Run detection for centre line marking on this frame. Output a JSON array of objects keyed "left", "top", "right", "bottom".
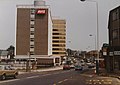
[
  {"left": 27, "top": 76, "right": 39, "bottom": 79},
  {"left": 58, "top": 81, "right": 63, "bottom": 84},
  {"left": 42, "top": 74, "right": 51, "bottom": 76},
  {"left": 64, "top": 79, "right": 68, "bottom": 81}
]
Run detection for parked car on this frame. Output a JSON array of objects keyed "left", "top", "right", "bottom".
[
  {"left": 0, "top": 65, "right": 18, "bottom": 80},
  {"left": 63, "top": 64, "right": 71, "bottom": 70}
]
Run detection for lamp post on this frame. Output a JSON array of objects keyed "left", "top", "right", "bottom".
[{"left": 80, "top": 0, "right": 99, "bottom": 75}]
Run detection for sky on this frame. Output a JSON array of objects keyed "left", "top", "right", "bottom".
[{"left": 0, "top": 0, "right": 120, "bottom": 51}]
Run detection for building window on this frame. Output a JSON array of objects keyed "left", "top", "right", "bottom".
[
  {"left": 30, "top": 48, "right": 34, "bottom": 52},
  {"left": 30, "top": 51, "right": 34, "bottom": 55},
  {"left": 53, "top": 40, "right": 65, "bottom": 43},
  {"left": 53, "top": 33, "right": 65, "bottom": 35},
  {"left": 52, "top": 48, "right": 65, "bottom": 50},
  {"left": 52, "top": 48, "right": 60, "bottom": 50},
  {"left": 30, "top": 21, "right": 35, "bottom": 25},
  {"left": 112, "top": 9, "right": 119, "bottom": 21},
  {"left": 30, "top": 35, "right": 34, "bottom": 38},
  {"left": 113, "top": 29, "right": 118, "bottom": 39},
  {"left": 53, "top": 29, "right": 58, "bottom": 31},
  {"left": 52, "top": 52, "right": 65, "bottom": 54},
  {"left": 30, "top": 24, "right": 34, "bottom": 28},
  {"left": 31, "top": 19, "right": 35, "bottom": 21},
  {"left": 53, "top": 37, "right": 59, "bottom": 39},
  {"left": 30, "top": 38, "right": 34, "bottom": 42},
  {"left": 30, "top": 45, "right": 34, "bottom": 48},
  {"left": 30, "top": 42, "right": 34, "bottom": 45},
  {"left": 53, "top": 44, "right": 59, "bottom": 46},
  {"left": 30, "top": 31, "right": 34, "bottom": 35},
  {"left": 30, "top": 15, "right": 35, "bottom": 19},
  {"left": 52, "top": 44, "right": 65, "bottom": 47},
  {"left": 30, "top": 28, "right": 34, "bottom": 31}
]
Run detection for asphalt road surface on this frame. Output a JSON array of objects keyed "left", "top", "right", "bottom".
[{"left": 0, "top": 69, "right": 120, "bottom": 85}]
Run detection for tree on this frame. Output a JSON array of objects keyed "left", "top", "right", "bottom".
[
  {"left": 66, "top": 48, "right": 72, "bottom": 56},
  {"left": 6, "top": 45, "right": 15, "bottom": 59}
]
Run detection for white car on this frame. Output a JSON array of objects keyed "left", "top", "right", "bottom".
[{"left": 86, "top": 63, "right": 95, "bottom": 68}]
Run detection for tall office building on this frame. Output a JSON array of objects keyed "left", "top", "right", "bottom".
[
  {"left": 52, "top": 18, "right": 66, "bottom": 58},
  {"left": 16, "top": 1, "right": 52, "bottom": 56}
]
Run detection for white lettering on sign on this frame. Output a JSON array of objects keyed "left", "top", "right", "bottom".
[
  {"left": 103, "top": 52, "right": 107, "bottom": 56},
  {"left": 37, "top": 9, "right": 46, "bottom": 14},
  {"left": 114, "top": 51, "right": 120, "bottom": 55},
  {"left": 109, "top": 52, "right": 113, "bottom": 56}
]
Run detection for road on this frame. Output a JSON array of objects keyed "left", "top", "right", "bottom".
[{"left": 0, "top": 69, "right": 120, "bottom": 85}]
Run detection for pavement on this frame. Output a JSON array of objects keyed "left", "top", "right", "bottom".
[
  {"left": 77, "top": 67, "right": 120, "bottom": 81},
  {"left": 99, "top": 68, "right": 120, "bottom": 80},
  {"left": 19, "top": 65, "right": 63, "bottom": 74}
]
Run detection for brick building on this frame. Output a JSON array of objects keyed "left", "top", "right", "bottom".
[
  {"left": 16, "top": 1, "right": 52, "bottom": 56},
  {"left": 16, "top": 1, "right": 66, "bottom": 65},
  {"left": 108, "top": 6, "right": 120, "bottom": 72}
]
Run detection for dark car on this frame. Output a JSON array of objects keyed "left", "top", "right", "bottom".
[
  {"left": 63, "top": 64, "right": 71, "bottom": 70},
  {"left": 74, "top": 65, "right": 83, "bottom": 71}
]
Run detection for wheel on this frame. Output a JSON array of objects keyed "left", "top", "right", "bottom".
[
  {"left": 14, "top": 73, "right": 18, "bottom": 79},
  {"left": 1, "top": 74, "right": 6, "bottom": 80}
]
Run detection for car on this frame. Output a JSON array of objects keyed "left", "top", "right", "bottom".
[
  {"left": 63, "top": 64, "right": 71, "bottom": 70},
  {"left": 0, "top": 65, "right": 18, "bottom": 80},
  {"left": 86, "top": 63, "right": 95, "bottom": 68},
  {"left": 70, "top": 64, "right": 75, "bottom": 69},
  {"left": 74, "top": 65, "right": 83, "bottom": 71}
]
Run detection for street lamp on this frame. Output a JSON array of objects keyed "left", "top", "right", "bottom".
[{"left": 80, "top": 0, "right": 99, "bottom": 75}]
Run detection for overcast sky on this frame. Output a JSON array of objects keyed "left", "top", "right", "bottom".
[{"left": 0, "top": 0, "right": 120, "bottom": 51}]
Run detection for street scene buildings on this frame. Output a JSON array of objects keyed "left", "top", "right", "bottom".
[
  {"left": 0, "top": 0, "right": 120, "bottom": 85},
  {"left": 15, "top": 1, "right": 66, "bottom": 68}
]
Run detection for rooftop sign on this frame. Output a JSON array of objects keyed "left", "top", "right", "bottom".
[{"left": 36, "top": 9, "right": 46, "bottom": 14}]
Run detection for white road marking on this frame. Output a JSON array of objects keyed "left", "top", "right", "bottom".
[
  {"left": 41, "top": 74, "right": 51, "bottom": 76},
  {"left": 0, "top": 79, "right": 20, "bottom": 84},
  {"left": 58, "top": 81, "right": 63, "bottom": 84},
  {"left": 63, "top": 79, "right": 68, "bottom": 81},
  {"left": 27, "top": 76, "right": 39, "bottom": 79}
]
